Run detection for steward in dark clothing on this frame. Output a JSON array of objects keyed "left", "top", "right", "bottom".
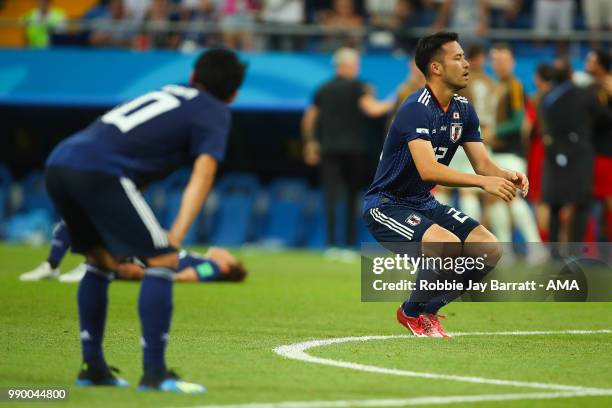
[{"left": 301, "top": 48, "right": 393, "bottom": 247}]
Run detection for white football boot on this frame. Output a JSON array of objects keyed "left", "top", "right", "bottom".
[
  {"left": 20, "top": 262, "right": 60, "bottom": 281},
  {"left": 59, "top": 263, "right": 88, "bottom": 283}
]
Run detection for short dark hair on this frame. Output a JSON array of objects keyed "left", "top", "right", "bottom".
[
  {"left": 491, "top": 42, "right": 514, "bottom": 55},
  {"left": 553, "top": 58, "right": 572, "bottom": 83},
  {"left": 192, "top": 48, "right": 247, "bottom": 102},
  {"left": 219, "top": 261, "right": 247, "bottom": 282},
  {"left": 592, "top": 49, "right": 611, "bottom": 72},
  {"left": 414, "top": 32, "right": 459, "bottom": 77},
  {"left": 536, "top": 63, "right": 555, "bottom": 82},
  {"left": 466, "top": 43, "right": 486, "bottom": 60}
]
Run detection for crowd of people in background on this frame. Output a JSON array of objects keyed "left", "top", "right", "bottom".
[
  {"left": 14, "top": 1, "right": 612, "bottom": 246},
  {"left": 20, "top": 0, "right": 612, "bottom": 51},
  {"left": 303, "top": 44, "right": 611, "bottom": 248}
]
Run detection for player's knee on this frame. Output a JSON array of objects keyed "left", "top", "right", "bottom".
[
  {"left": 486, "top": 239, "right": 503, "bottom": 267},
  {"left": 422, "top": 226, "right": 462, "bottom": 258},
  {"left": 465, "top": 226, "right": 503, "bottom": 266},
  {"left": 147, "top": 252, "right": 179, "bottom": 270}
]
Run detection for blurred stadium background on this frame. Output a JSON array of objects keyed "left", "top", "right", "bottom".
[{"left": 0, "top": 0, "right": 610, "bottom": 250}]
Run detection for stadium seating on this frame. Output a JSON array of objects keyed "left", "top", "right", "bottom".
[
  {"left": 207, "top": 173, "right": 260, "bottom": 246},
  {"left": 17, "top": 171, "right": 55, "bottom": 217},
  {"left": 258, "top": 178, "right": 309, "bottom": 247},
  {"left": 3, "top": 171, "right": 55, "bottom": 243},
  {"left": 303, "top": 190, "right": 327, "bottom": 249},
  {"left": 0, "top": 0, "right": 99, "bottom": 47},
  {"left": 3, "top": 208, "right": 53, "bottom": 244}
]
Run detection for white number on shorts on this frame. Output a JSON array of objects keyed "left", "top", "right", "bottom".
[
  {"left": 101, "top": 85, "right": 198, "bottom": 133},
  {"left": 447, "top": 207, "right": 468, "bottom": 223}
]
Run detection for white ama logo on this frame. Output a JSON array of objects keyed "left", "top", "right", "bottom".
[{"left": 102, "top": 85, "right": 198, "bottom": 133}]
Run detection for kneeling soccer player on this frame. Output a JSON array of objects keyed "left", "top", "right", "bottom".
[
  {"left": 44, "top": 48, "right": 246, "bottom": 392},
  {"left": 362, "top": 32, "right": 528, "bottom": 338}
]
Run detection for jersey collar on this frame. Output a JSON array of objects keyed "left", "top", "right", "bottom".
[{"left": 425, "top": 85, "right": 452, "bottom": 113}]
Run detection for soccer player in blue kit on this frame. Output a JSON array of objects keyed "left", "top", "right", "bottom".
[
  {"left": 363, "top": 33, "right": 529, "bottom": 338},
  {"left": 45, "top": 49, "right": 246, "bottom": 392}
]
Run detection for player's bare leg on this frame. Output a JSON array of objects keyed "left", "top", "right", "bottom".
[{"left": 464, "top": 225, "right": 503, "bottom": 266}]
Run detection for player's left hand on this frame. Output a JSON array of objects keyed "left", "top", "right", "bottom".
[{"left": 507, "top": 171, "right": 529, "bottom": 197}]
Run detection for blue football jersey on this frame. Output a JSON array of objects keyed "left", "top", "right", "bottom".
[
  {"left": 46, "top": 84, "right": 230, "bottom": 187},
  {"left": 363, "top": 86, "right": 482, "bottom": 212}
]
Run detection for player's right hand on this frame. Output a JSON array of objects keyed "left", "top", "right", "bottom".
[{"left": 481, "top": 176, "right": 516, "bottom": 202}]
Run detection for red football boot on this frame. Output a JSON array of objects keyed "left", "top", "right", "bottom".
[
  {"left": 396, "top": 307, "right": 432, "bottom": 337},
  {"left": 424, "top": 314, "right": 451, "bottom": 338}
]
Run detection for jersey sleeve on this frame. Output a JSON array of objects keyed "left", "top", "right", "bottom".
[
  {"left": 189, "top": 106, "right": 231, "bottom": 162},
  {"left": 393, "top": 102, "right": 433, "bottom": 142},
  {"left": 461, "top": 102, "right": 483, "bottom": 143}
]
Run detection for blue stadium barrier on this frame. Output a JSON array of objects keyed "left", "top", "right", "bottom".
[
  {"left": 259, "top": 178, "right": 309, "bottom": 247},
  {"left": 0, "top": 48, "right": 595, "bottom": 112}
]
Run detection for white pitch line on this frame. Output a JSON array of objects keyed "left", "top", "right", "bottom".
[
  {"left": 174, "top": 390, "right": 612, "bottom": 408},
  {"left": 273, "top": 330, "right": 612, "bottom": 394},
  {"left": 171, "top": 330, "right": 612, "bottom": 408}
]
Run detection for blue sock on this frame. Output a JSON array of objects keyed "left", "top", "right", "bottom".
[
  {"left": 422, "top": 264, "right": 495, "bottom": 315},
  {"left": 402, "top": 267, "right": 444, "bottom": 317},
  {"left": 47, "top": 221, "right": 71, "bottom": 269},
  {"left": 78, "top": 265, "right": 112, "bottom": 369},
  {"left": 138, "top": 268, "right": 174, "bottom": 379}
]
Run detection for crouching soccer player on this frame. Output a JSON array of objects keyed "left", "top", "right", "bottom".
[
  {"left": 44, "top": 48, "right": 246, "bottom": 392},
  {"left": 363, "top": 32, "right": 529, "bottom": 338}
]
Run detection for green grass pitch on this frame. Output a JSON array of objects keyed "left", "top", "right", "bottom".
[{"left": 1, "top": 244, "right": 611, "bottom": 408}]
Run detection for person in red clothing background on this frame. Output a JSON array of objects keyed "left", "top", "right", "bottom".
[{"left": 585, "top": 50, "right": 612, "bottom": 242}]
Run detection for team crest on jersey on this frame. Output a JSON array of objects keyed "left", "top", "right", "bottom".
[
  {"left": 453, "top": 111, "right": 460, "bottom": 119},
  {"left": 450, "top": 123, "right": 463, "bottom": 143},
  {"left": 406, "top": 214, "right": 421, "bottom": 226}
]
